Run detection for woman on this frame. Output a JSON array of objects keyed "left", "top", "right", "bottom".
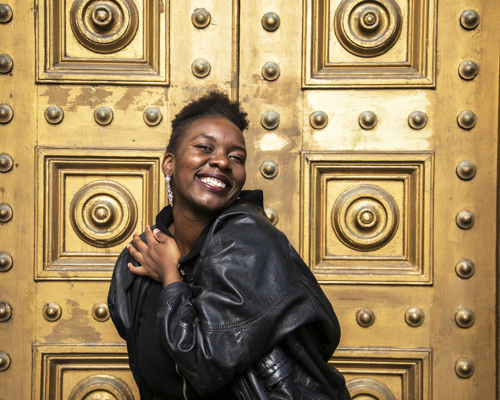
[{"left": 108, "top": 91, "right": 350, "bottom": 400}]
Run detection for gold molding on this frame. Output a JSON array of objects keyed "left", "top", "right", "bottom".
[{"left": 301, "top": 151, "right": 434, "bottom": 284}]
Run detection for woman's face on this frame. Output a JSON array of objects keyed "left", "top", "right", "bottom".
[{"left": 163, "top": 116, "right": 247, "bottom": 216}]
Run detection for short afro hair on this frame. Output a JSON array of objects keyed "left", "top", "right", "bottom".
[{"left": 167, "top": 90, "right": 249, "bottom": 155}]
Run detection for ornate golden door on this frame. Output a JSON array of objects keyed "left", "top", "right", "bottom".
[{"left": 0, "top": 0, "right": 498, "bottom": 398}]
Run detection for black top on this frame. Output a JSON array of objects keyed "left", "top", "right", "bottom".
[{"left": 135, "top": 204, "right": 237, "bottom": 400}]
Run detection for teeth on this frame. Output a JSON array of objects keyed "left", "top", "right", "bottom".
[{"left": 200, "top": 177, "right": 226, "bottom": 188}]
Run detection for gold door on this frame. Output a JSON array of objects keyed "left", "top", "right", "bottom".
[{"left": 0, "top": 0, "right": 498, "bottom": 398}]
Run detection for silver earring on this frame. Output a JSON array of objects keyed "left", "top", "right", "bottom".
[{"left": 166, "top": 175, "right": 174, "bottom": 206}]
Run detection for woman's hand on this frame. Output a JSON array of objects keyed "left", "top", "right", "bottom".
[{"left": 127, "top": 225, "right": 183, "bottom": 287}]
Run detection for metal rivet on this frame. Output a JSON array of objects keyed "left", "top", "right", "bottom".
[
  {"left": 261, "top": 111, "right": 280, "bottom": 130},
  {"left": 44, "top": 105, "right": 64, "bottom": 125},
  {"left": 460, "top": 10, "right": 480, "bottom": 30},
  {"left": 405, "top": 307, "right": 425, "bottom": 327},
  {"left": 261, "top": 61, "right": 280, "bottom": 81},
  {"left": 192, "top": 8, "right": 211, "bottom": 29},
  {"left": 457, "top": 110, "right": 477, "bottom": 130},
  {"left": 0, "top": 104, "right": 13, "bottom": 124},
  {"left": 260, "top": 160, "right": 279, "bottom": 179},
  {"left": 310, "top": 111, "right": 328, "bottom": 130},
  {"left": 0, "top": 203, "right": 13, "bottom": 223},
  {"left": 0, "top": 153, "right": 13, "bottom": 173},
  {"left": 456, "top": 210, "right": 475, "bottom": 229},
  {"left": 0, "top": 351, "right": 10, "bottom": 371},
  {"left": 191, "top": 58, "right": 211, "bottom": 78},
  {"left": 455, "top": 358, "right": 475, "bottom": 378},
  {"left": 356, "top": 309, "right": 375, "bottom": 327},
  {"left": 261, "top": 11, "right": 280, "bottom": 31},
  {"left": 0, "top": 54, "right": 13, "bottom": 74},
  {"left": 408, "top": 111, "right": 427, "bottom": 130},
  {"left": 43, "top": 302, "right": 62, "bottom": 322},
  {"left": 456, "top": 160, "right": 476, "bottom": 180},
  {"left": 143, "top": 107, "right": 162, "bottom": 126},
  {"left": 0, "top": 251, "right": 12, "bottom": 272},
  {"left": 455, "top": 308, "right": 475, "bottom": 328},
  {"left": 458, "top": 60, "right": 478, "bottom": 80},
  {"left": 455, "top": 259, "right": 475, "bottom": 279},
  {"left": 0, "top": 4, "right": 13, "bottom": 23},
  {"left": 265, "top": 208, "right": 278, "bottom": 225},
  {"left": 92, "top": 303, "right": 110, "bottom": 322},
  {"left": 0, "top": 302, "right": 11, "bottom": 322},
  {"left": 359, "top": 111, "right": 377, "bottom": 130},
  {"left": 94, "top": 106, "right": 113, "bottom": 126}
]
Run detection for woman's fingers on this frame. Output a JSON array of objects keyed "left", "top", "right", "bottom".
[
  {"left": 152, "top": 228, "right": 168, "bottom": 243},
  {"left": 144, "top": 225, "right": 159, "bottom": 244},
  {"left": 127, "top": 242, "right": 143, "bottom": 264}
]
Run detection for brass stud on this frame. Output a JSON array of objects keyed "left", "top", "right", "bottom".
[
  {"left": 0, "top": 104, "right": 13, "bottom": 124},
  {"left": 0, "top": 203, "right": 13, "bottom": 223},
  {"left": 456, "top": 210, "right": 475, "bottom": 229},
  {"left": 44, "top": 105, "right": 64, "bottom": 125},
  {"left": 405, "top": 307, "right": 425, "bottom": 327},
  {"left": 0, "top": 153, "right": 13, "bottom": 173},
  {"left": 43, "top": 302, "right": 62, "bottom": 322},
  {"left": 94, "top": 106, "right": 113, "bottom": 126},
  {"left": 455, "top": 308, "right": 475, "bottom": 328},
  {"left": 0, "top": 302, "right": 12, "bottom": 322},
  {"left": 143, "top": 107, "right": 162, "bottom": 126},
  {"left": 455, "top": 259, "right": 475, "bottom": 279},
  {"left": 310, "top": 111, "right": 328, "bottom": 130},
  {"left": 191, "top": 58, "right": 211, "bottom": 78},
  {"left": 408, "top": 111, "right": 427, "bottom": 130},
  {"left": 456, "top": 160, "right": 476, "bottom": 180},
  {"left": 92, "top": 303, "right": 110, "bottom": 322},
  {"left": 0, "top": 351, "right": 10, "bottom": 371},
  {"left": 261, "top": 11, "right": 280, "bottom": 31},
  {"left": 261, "top": 110, "right": 280, "bottom": 130},
  {"left": 455, "top": 358, "right": 475, "bottom": 378},
  {"left": 356, "top": 308, "right": 375, "bottom": 327},
  {"left": 457, "top": 110, "right": 476, "bottom": 130},
  {"left": 0, "top": 4, "right": 13, "bottom": 23},
  {"left": 458, "top": 60, "right": 479, "bottom": 80},
  {"left": 260, "top": 160, "right": 279, "bottom": 179},
  {"left": 0, "top": 54, "right": 13, "bottom": 74},
  {"left": 460, "top": 10, "right": 480, "bottom": 30},
  {"left": 265, "top": 208, "right": 278, "bottom": 225},
  {"left": 192, "top": 8, "right": 211, "bottom": 29},
  {"left": 0, "top": 251, "right": 13, "bottom": 272},
  {"left": 261, "top": 61, "right": 280, "bottom": 81},
  {"left": 359, "top": 111, "right": 377, "bottom": 130}
]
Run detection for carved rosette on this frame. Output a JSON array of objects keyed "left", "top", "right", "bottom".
[
  {"left": 347, "top": 378, "right": 396, "bottom": 399},
  {"left": 70, "top": 180, "right": 137, "bottom": 247},
  {"left": 70, "top": 0, "right": 139, "bottom": 53},
  {"left": 332, "top": 184, "right": 399, "bottom": 251},
  {"left": 334, "top": 0, "right": 403, "bottom": 57},
  {"left": 69, "top": 374, "right": 133, "bottom": 400}
]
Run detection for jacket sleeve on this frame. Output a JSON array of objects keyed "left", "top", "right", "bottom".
[{"left": 155, "top": 207, "right": 337, "bottom": 395}]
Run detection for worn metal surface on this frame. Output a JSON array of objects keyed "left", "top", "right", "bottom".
[{"left": 0, "top": 0, "right": 499, "bottom": 398}]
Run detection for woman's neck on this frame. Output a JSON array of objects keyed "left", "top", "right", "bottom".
[{"left": 169, "top": 206, "right": 215, "bottom": 257}]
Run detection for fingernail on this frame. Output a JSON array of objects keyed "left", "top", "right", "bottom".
[
  {"left": 127, "top": 244, "right": 130, "bottom": 248},
  {"left": 153, "top": 229, "right": 160, "bottom": 234},
  {"left": 146, "top": 225, "right": 150, "bottom": 229}
]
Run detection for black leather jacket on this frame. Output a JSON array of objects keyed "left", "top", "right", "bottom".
[{"left": 108, "top": 190, "right": 349, "bottom": 400}]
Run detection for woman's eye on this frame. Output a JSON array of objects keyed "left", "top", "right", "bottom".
[
  {"left": 195, "top": 145, "right": 212, "bottom": 151},
  {"left": 230, "top": 155, "right": 245, "bottom": 163}
]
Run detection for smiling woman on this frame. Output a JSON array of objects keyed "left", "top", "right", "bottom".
[{"left": 108, "top": 91, "right": 350, "bottom": 400}]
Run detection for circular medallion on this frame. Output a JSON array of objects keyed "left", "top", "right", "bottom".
[
  {"left": 332, "top": 184, "right": 398, "bottom": 251},
  {"left": 334, "top": 0, "right": 402, "bottom": 57},
  {"left": 70, "top": 0, "right": 139, "bottom": 53},
  {"left": 70, "top": 180, "right": 137, "bottom": 247},
  {"left": 69, "top": 374, "right": 133, "bottom": 400},
  {"left": 347, "top": 378, "right": 396, "bottom": 400}
]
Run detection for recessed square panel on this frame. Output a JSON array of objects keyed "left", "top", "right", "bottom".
[
  {"left": 36, "top": 0, "right": 168, "bottom": 84},
  {"left": 331, "top": 347, "right": 432, "bottom": 400},
  {"left": 301, "top": 151, "right": 434, "bottom": 284},
  {"left": 36, "top": 147, "right": 165, "bottom": 280},
  {"left": 302, "top": 0, "right": 436, "bottom": 87}
]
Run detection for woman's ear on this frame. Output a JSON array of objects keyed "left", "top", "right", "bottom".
[{"left": 162, "top": 153, "right": 174, "bottom": 177}]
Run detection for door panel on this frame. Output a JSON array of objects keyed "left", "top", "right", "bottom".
[{"left": 0, "top": 0, "right": 498, "bottom": 398}]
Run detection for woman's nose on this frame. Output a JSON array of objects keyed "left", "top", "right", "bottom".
[{"left": 209, "top": 152, "right": 230, "bottom": 169}]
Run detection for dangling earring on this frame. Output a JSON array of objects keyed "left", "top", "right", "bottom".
[{"left": 166, "top": 175, "right": 174, "bottom": 206}]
